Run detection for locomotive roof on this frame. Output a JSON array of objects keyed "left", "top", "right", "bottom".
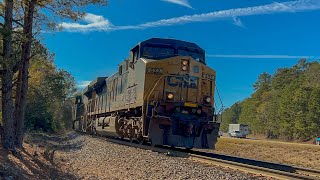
[
  {"left": 83, "top": 77, "right": 107, "bottom": 95},
  {"left": 89, "top": 77, "right": 107, "bottom": 87},
  {"left": 135, "top": 38, "right": 204, "bottom": 52}
]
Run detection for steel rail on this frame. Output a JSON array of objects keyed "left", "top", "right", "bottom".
[{"left": 76, "top": 132, "right": 320, "bottom": 180}]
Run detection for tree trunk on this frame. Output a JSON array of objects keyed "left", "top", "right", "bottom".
[
  {"left": 1, "top": 0, "right": 15, "bottom": 150},
  {"left": 1, "top": 70, "right": 15, "bottom": 149},
  {"left": 14, "top": 0, "right": 36, "bottom": 148}
]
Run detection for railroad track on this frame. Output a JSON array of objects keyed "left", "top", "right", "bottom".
[
  {"left": 78, "top": 132, "right": 320, "bottom": 180},
  {"left": 188, "top": 151, "right": 320, "bottom": 180}
]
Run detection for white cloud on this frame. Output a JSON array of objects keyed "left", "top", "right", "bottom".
[
  {"left": 77, "top": 81, "right": 91, "bottom": 88},
  {"left": 232, "top": 17, "right": 245, "bottom": 28},
  {"left": 126, "top": 0, "right": 320, "bottom": 30},
  {"left": 59, "top": 0, "right": 320, "bottom": 32},
  {"left": 59, "top": 13, "right": 112, "bottom": 32},
  {"left": 206, "top": 54, "right": 314, "bottom": 59},
  {"left": 161, "top": 0, "right": 193, "bottom": 9}
]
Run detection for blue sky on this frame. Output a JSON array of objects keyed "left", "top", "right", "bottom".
[{"left": 44, "top": 0, "right": 320, "bottom": 108}]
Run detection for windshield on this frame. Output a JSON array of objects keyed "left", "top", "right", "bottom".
[
  {"left": 142, "top": 46, "right": 175, "bottom": 59},
  {"left": 178, "top": 49, "right": 204, "bottom": 63},
  {"left": 142, "top": 45, "right": 205, "bottom": 63}
]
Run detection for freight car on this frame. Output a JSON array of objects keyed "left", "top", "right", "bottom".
[{"left": 72, "top": 38, "right": 221, "bottom": 149}]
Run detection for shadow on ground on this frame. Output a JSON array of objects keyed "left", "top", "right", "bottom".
[
  {"left": 25, "top": 132, "right": 84, "bottom": 152},
  {"left": 0, "top": 132, "right": 83, "bottom": 179}
]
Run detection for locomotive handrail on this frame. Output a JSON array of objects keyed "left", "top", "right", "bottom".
[
  {"left": 143, "top": 75, "right": 165, "bottom": 101},
  {"left": 145, "top": 75, "right": 166, "bottom": 117}
]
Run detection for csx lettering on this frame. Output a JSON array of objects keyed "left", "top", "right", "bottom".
[{"left": 166, "top": 76, "right": 198, "bottom": 89}]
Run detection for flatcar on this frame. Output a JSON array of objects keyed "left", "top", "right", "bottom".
[{"left": 72, "top": 38, "right": 221, "bottom": 149}]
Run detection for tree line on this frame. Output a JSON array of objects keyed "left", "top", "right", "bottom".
[
  {"left": 1, "top": 41, "right": 76, "bottom": 131},
  {"left": 0, "top": 0, "right": 107, "bottom": 151},
  {"left": 221, "top": 60, "right": 320, "bottom": 141}
]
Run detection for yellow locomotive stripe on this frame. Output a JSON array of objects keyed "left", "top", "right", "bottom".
[{"left": 184, "top": 102, "right": 197, "bottom": 108}]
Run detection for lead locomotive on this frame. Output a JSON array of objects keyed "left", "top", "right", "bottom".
[{"left": 73, "top": 38, "right": 221, "bottom": 149}]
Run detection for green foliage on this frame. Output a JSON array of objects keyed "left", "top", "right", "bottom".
[
  {"left": 222, "top": 60, "right": 320, "bottom": 141},
  {"left": 220, "top": 103, "right": 242, "bottom": 132},
  {"left": 25, "top": 43, "right": 76, "bottom": 132}
]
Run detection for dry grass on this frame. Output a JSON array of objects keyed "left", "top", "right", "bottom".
[{"left": 214, "top": 137, "right": 320, "bottom": 170}]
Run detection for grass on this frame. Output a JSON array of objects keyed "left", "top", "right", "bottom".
[{"left": 214, "top": 137, "right": 320, "bottom": 170}]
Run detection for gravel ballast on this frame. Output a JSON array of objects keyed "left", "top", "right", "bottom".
[{"left": 55, "top": 133, "right": 266, "bottom": 180}]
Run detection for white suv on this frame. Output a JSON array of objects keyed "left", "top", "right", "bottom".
[{"left": 229, "top": 131, "right": 246, "bottom": 138}]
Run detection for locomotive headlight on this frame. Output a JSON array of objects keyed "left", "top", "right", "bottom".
[
  {"left": 181, "top": 60, "right": 189, "bottom": 71},
  {"left": 205, "top": 97, "right": 211, "bottom": 103},
  {"left": 182, "top": 66, "right": 188, "bottom": 71},
  {"left": 167, "top": 93, "right": 174, "bottom": 100}
]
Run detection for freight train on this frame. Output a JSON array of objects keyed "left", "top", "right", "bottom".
[{"left": 72, "top": 38, "right": 221, "bottom": 149}]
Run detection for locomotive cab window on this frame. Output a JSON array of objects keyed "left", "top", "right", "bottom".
[
  {"left": 142, "top": 45, "right": 175, "bottom": 60},
  {"left": 132, "top": 46, "right": 140, "bottom": 62},
  {"left": 125, "top": 60, "right": 129, "bottom": 71},
  {"left": 119, "top": 65, "right": 123, "bottom": 75},
  {"left": 129, "top": 46, "right": 140, "bottom": 69}
]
